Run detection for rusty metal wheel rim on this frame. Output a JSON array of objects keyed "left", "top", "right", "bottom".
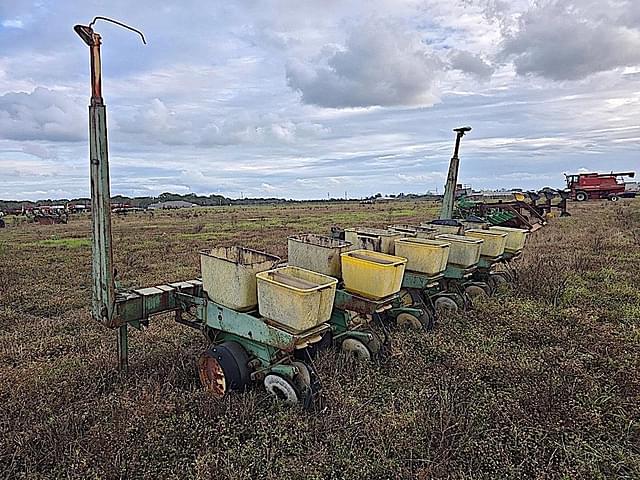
[{"left": 198, "top": 354, "right": 227, "bottom": 398}]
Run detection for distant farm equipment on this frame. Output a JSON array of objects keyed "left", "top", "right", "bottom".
[
  {"left": 565, "top": 171, "right": 635, "bottom": 202},
  {"left": 111, "top": 203, "right": 144, "bottom": 215},
  {"left": 67, "top": 204, "right": 89, "bottom": 214},
  {"left": 456, "top": 194, "right": 546, "bottom": 231},
  {"left": 454, "top": 169, "right": 637, "bottom": 227},
  {"left": 441, "top": 138, "right": 556, "bottom": 228},
  {"left": 526, "top": 188, "right": 570, "bottom": 218},
  {"left": 453, "top": 187, "right": 571, "bottom": 231},
  {"left": 624, "top": 181, "right": 639, "bottom": 198},
  {"left": 26, "top": 206, "right": 69, "bottom": 225}
]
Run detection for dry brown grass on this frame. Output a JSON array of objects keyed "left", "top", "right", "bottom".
[{"left": 1, "top": 199, "right": 639, "bottom": 479}]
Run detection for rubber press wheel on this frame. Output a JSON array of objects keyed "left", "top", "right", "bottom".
[
  {"left": 362, "top": 330, "right": 383, "bottom": 355},
  {"left": 479, "top": 283, "right": 492, "bottom": 296},
  {"left": 292, "top": 361, "right": 320, "bottom": 409},
  {"left": 292, "top": 361, "right": 312, "bottom": 388},
  {"left": 490, "top": 273, "right": 509, "bottom": 292},
  {"left": 263, "top": 373, "right": 301, "bottom": 405},
  {"left": 396, "top": 311, "right": 434, "bottom": 331},
  {"left": 397, "top": 289, "right": 435, "bottom": 330},
  {"left": 198, "top": 341, "right": 250, "bottom": 398},
  {"left": 465, "top": 285, "right": 488, "bottom": 304},
  {"left": 434, "top": 296, "right": 459, "bottom": 314},
  {"left": 496, "top": 269, "right": 515, "bottom": 283},
  {"left": 341, "top": 338, "right": 372, "bottom": 362}
]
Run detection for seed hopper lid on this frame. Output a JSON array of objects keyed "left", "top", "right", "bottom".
[
  {"left": 466, "top": 229, "right": 508, "bottom": 237},
  {"left": 201, "top": 245, "right": 280, "bottom": 266},
  {"left": 342, "top": 249, "right": 407, "bottom": 266},
  {"left": 346, "top": 227, "right": 402, "bottom": 236},
  {"left": 288, "top": 233, "right": 351, "bottom": 248},
  {"left": 435, "top": 233, "right": 483, "bottom": 244},
  {"left": 397, "top": 237, "right": 450, "bottom": 248}
]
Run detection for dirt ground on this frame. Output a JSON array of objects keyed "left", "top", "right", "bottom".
[{"left": 1, "top": 199, "right": 639, "bottom": 479}]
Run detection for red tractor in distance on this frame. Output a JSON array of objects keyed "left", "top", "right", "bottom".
[{"left": 564, "top": 171, "right": 635, "bottom": 202}]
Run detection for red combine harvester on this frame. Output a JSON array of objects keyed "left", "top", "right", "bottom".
[{"left": 564, "top": 171, "right": 635, "bottom": 202}]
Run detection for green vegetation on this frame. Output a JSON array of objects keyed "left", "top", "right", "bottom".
[
  {"left": 33, "top": 237, "right": 91, "bottom": 248},
  {"left": 0, "top": 199, "right": 638, "bottom": 479}
]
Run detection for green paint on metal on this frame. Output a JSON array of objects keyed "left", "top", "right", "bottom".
[
  {"left": 329, "top": 309, "right": 350, "bottom": 336},
  {"left": 333, "top": 288, "right": 397, "bottom": 315},
  {"left": 267, "top": 363, "right": 297, "bottom": 379},
  {"left": 388, "top": 307, "right": 423, "bottom": 317},
  {"left": 477, "top": 256, "right": 501, "bottom": 269},
  {"left": 402, "top": 271, "right": 442, "bottom": 290},
  {"left": 215, "top": 332, "right": 280, "bottom": 369},
  {"left": 332, "top": 329, "right": 375, "bottom": 343},
  {"left": 90, "top": 104, "right": 117, "bottom": 329},
  {"left": 204, "top": 304, "right": 296, "bottom": 351},
  {"left": 444, "top": 264, "right": 475, "bottom": 280},
  {"left": 175, "top": 292, "right": 330, "bottom": 353}
]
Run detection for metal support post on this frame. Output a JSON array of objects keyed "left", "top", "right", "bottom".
[
  {"left": 440, "top": 126, "right": 472, "bottom": 220},
  {"left": 117, "top": 325, "right": 129, "bottom": 372},
  {"left": 74, "top": 17, "right": 146, "bottom": 371}
]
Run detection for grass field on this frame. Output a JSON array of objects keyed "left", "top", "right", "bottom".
[{"left": 1, "top": 199, "right": 639, "bottom": 479}]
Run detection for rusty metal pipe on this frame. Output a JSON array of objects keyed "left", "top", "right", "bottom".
[{"left": 89, "top": 35, "right": 103, "bottom": 105}]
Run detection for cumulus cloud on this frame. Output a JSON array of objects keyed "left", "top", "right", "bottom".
[
  {"left": 200, "top": 114, "right": 329, "bottom": 146},
  {"left": 286, "top": 19, "right": 443, "bottom": 108},
  {"left": 118, "top": 98, "right": 329, "bottom": 146},
  {"left": 0, "top": 87, "right": 85, "bottom": 142},
  {"left": 501, "top": 0, "right": 640, "bottom": 80},
  {"left": 117, "top": 98, "right": 198, "bottom": 145},
  {"left": 448, "top": 50, "right": 494, "bottom": 79}
]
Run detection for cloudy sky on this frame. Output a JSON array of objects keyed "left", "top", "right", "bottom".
[{"left": 0, "top": 0, "right": 639, "bottom": 200}]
